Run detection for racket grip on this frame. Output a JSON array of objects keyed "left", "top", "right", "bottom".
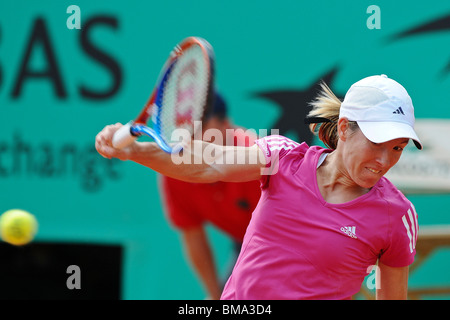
[{"left": 112, "top": 122, "right": 137, "bottom": 149}]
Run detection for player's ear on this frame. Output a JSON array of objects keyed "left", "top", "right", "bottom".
[{"left": 337, "top": 117, "right": 349, "bottom": 142}]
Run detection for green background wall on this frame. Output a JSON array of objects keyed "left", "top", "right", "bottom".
[{"left": 1, "top": 0, "right": 449, "bottom": 299}]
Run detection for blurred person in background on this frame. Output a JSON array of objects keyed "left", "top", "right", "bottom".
[{"left": 158, "top": 93, "right": 261, "bottom": 299}]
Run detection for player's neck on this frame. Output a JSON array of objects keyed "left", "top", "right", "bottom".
[{"left": 316, "top": 151, "right": 370, "bottom": 204}]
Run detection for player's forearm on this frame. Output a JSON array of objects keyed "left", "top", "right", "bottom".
[{"left": 128, "top": 141, "right": 223, "bottom": 183}]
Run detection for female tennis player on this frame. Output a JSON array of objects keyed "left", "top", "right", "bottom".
[{"left": 96, "top": 75, "right": 421, "bottom": 299}]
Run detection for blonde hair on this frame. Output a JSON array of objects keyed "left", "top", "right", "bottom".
[
  {"left": 306, "top": 82, "right": 342, "bottom": 149},
  {"left": 307, "top": 81, "right": 358, "bottom": 150}
]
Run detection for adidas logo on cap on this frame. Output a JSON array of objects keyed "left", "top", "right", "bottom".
[{"left": 393, "top": 107, "right": 405, "bottom": 115}]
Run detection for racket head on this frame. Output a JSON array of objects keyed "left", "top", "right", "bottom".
[{"left": 136, "top": 37, "right": 215, "bottom": 148}]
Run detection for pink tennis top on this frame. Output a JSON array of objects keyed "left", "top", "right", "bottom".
[{"left": 221, "top": 135, "right": 418, "bottom": 300}]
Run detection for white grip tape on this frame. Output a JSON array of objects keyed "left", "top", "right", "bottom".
[{"left": 112, "top": 123, "right": 137, "bottom": 149}]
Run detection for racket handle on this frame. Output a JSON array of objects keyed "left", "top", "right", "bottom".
[{"left": 112, "top": 122, "right": 137, "bottom": 149}]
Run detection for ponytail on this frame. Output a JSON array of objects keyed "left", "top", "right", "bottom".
[{"left": 306, "top": 81, "right": 342, "bottom": 150}]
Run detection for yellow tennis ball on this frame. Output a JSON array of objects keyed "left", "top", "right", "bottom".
[{"left": 0, "top": 209, "right": 38, "bottom": 246}]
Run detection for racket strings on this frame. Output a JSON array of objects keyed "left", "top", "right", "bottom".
[{"left": 159, "top": 45, "right": 210, "bottom": 144}]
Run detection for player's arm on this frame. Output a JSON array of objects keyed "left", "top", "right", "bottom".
[
  {"left": 95, "top": 123, "right": 266, "bottom": 183},
  {"left": 181, "top": 227, "right": 222, "bottom": 300},
  {"left": 376, "top": 261, "right": 409, "bottom": 300}
]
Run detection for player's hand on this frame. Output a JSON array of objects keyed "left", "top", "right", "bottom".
[{"left": 95, "top": 123, "right": 135, "bottom": 161}]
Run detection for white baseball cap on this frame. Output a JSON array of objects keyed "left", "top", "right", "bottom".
[{"left": 339, "top": 74, "right": 422, "bottom": 150}]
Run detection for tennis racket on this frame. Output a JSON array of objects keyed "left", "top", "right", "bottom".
[{"left": 112, "top": 37, "right": 215, "bottom": 153}]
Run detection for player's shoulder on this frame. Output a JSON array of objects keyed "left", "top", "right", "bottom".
[
  {"left": 255, "top": 135, "right": 311, "bottom": 183},
  {"left": 257, "top": 135, "right": 308, "bottom": 154},
  {"left": 259, "top": 134, "right": 300, "bottom": 145},
  {"left": 377, "top": 177, "right": 415, "bottom": 214}
]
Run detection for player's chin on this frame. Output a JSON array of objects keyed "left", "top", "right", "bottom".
[{"left": 356, "top": 172, "right": 383, "bottom": 189}]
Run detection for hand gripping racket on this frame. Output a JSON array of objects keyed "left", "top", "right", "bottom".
[{"left": 112, "top": 37, "right": 215, "bottom": 153}]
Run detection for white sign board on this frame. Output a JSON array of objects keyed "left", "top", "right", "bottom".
[{"left": 386, "top": 119, "right": 450, "bottom": 194}]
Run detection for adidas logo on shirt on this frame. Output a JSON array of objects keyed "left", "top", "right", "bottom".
[
  {"left": 393, "top": 107, "right": 405, "bottom": 115},
  {"left": 340, "top": 226, "right": 357, "bottom": 239}
]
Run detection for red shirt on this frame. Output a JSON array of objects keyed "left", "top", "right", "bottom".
[
  {"left": 160, "top": 129, "right": 261, "bottom": 242},
  {"left": 160, "top": 177, "right": 261, "bottom": 241}
]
